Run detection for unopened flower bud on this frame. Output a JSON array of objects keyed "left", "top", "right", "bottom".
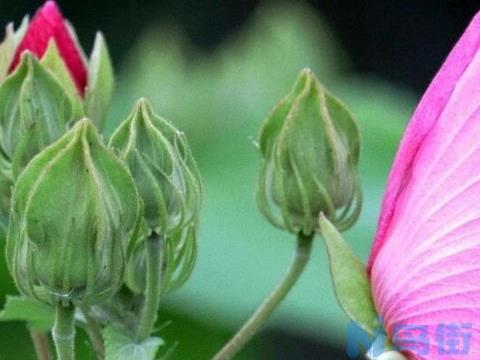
[
  {"left": 109, "top": 98, "right": 202, "bottom": 235},
  {"left": 6, "top": 118, "right": 140, "bottom": 305},
  {"left": 0, "top": 1, "right": 114, "bottom": 130},
  {"left": 257, "top": 68, "right": 361, "bottom": 235},
  {"left": 8, "top": 1, "right": 88, "bottom": 95},
  {"left": 109, "top": 99, "right": 201, "bottom": 293}
]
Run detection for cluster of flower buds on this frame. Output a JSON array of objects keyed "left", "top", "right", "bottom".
[
  {"left": 0, "top": 1, "right": 201, "bottom": 318},
  {"left": 0, "top": 2, "right": 365, "bottom": 359},
  {"left": 257, "top": 68, "right": 361, "bottom": 235}
]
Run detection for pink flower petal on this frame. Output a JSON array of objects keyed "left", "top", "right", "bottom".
[
  {"left": 369, "top": 12, "right": 480, "bottom": 360},
  {"left": 368, "top": 12, "right": 480, "bottom": 271},
  {"left": 8, "top": 1, "right": 87, "bottom": 95}
]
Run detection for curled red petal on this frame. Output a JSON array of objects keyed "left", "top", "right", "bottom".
[{"left": 8, "top": 1, "right": 87, "bottom": 96}]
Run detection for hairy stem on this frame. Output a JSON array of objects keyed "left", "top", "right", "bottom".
[
  {"left": 136, "top": 233, "right": 164, "bottom": 341},
  {"left": 79, "top": 305, "right": 104, "bottom": 359},
  {"left": 212, "top": 232, "right": 314, "bottom": 360},
  {"left": 52, "top": 303, "right": 76, "bottom": 360},
  {"left": 30, "top": 329, "right": 51, "bottom": 360}
]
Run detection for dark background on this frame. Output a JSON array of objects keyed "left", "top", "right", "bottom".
[
  {"left": 0, "top": 1, "right": 478, "bottom": 359},
  {"left": 0, "top": 0, "right": 478, "bottom": 93}
]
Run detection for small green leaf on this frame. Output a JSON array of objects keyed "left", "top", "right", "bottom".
[
  {"left": 0, "top": 295, "right": 54, "bottom": 331},
  {"left": 103, "top": 326, "right": 164, "bottom": 360},
  {"left": 319, "top": 213, "right": 379, "bottom": 335},
  {"left": 86, "top": 32, "right": 114, "bottom": 131}
]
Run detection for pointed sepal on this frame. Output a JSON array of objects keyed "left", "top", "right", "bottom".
[
  {"left": 85, "top": 32, "right": 114, "bottom": 131},
  {"left": 319, "top": 213, "right": 379, "bottom": 335},
  {"left": 40, "top": 40, "right": 84, "bottom": 119},
  {"left": 103, "top": 326, "right": 164, "bottom": 360},
  {"left": 0, "top": 53, "right": 74, "bottom": 178},
  {"left": 0, "top": 17, "right": 28, "bottom": 82}
]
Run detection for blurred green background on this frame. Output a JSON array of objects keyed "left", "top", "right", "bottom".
[{"left": 0, "top": 1, "right": 476, "bottom": 359}]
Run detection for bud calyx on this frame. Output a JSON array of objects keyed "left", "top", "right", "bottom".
[
  {"left": 6, "top": 118, "right": 140, "bottom": 305},
  {"left": 258, "top": 68, "right": 361, "bottom": 234}
]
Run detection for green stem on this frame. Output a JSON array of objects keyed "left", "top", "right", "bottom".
[
  {"left": 212, "top": 232, "right": 314, "bottom": 360},
  {"left": 79, "top": 305, "right": 104, "bottom": 359},
  {"left": 52, "top": 303, "right": 76, "bottom": 360},
  {"left": 136, "top": 233, "right": 164, "bottom": 341},
  {"left": 30, "top": 329, "right": 51, "bottom": 360}
]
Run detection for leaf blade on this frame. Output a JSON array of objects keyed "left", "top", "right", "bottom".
[
  {"left": 103, "top": 326, "right": 164, "bottom": 360},
  {"left": 319, "top": 213, "right": 379, "bottom": 335},
  {"left": 0, "top": 295, "right": 54, "bottom": 331}
]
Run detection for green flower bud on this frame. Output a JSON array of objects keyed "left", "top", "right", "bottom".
[
  {"left": 6, "top": 119, "right": 140, "bottom": 305},
  {"left": 109, "top": 98, "right": 202, "bottom": 236},
  {"left": 109, "top": 99, "right": 201, "bottom": 293},
  {"left": 257, "top": 68, "right": 361, "bottom": 235}
]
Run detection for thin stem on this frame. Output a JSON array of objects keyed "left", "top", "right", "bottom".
[
  {"left": 136, "top": 233, "right": 164, "bottom": 341},
  {"left": 30, "top": 329, "right": 52, "bottom": 360},
  {"left": 52, "top": 303, "right": 76, "bottom": 360},
  {"left": 79, "top": 305, "right": 104, "bottom": 359},
  {"left": 213, "top": 232, "right": 314, "bottom": 360}
]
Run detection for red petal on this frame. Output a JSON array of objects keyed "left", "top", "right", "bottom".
[{"left": 8, "top": 1, "right": 87, "bottom": 96}]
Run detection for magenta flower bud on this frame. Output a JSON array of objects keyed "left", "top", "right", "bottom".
[
  {"left": 0, "top": 1, "right": 115, "bottom": 179},
  {"left": 8, "top": 1, "right": 87, "bottom": 96}
]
